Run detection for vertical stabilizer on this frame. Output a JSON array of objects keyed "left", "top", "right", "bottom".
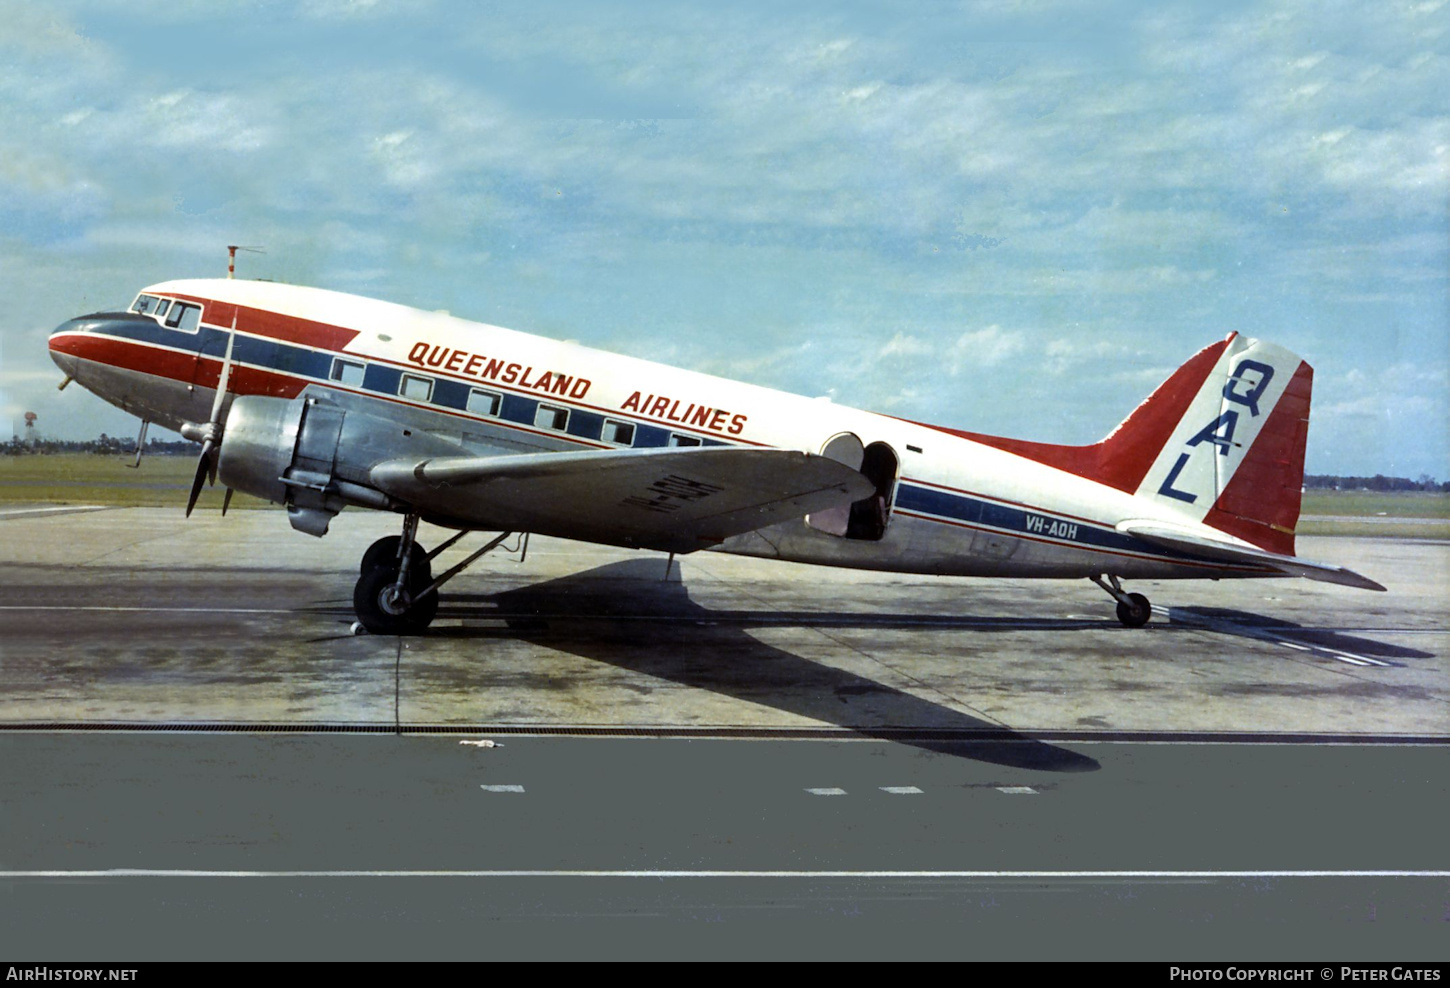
[{"left": 1132, "top": 336, "right": 1311, "bottom": 555}]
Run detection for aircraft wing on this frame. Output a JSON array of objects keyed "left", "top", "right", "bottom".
[
  {"left": 370, "top": 446, "right": 876, "bottom": 553},
  {"left": 1118, "top": 521, "right": 1387, "bottom": 591}
]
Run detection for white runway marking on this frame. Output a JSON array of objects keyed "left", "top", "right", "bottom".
[
  {"left": 0, "top": 505, "right": 109, "bottom": 519},
  {"left": 805, "top": 787, "right": 848, "bottom": 796},
  {"left": 479, "top": 784, "right": 525, "bottom": 793},
  {"left": 4, "top": 869, "right": 1445, "bottom": 879},
  {"left": 996, "top": 786, "right": 1039, "bottom": 795},
  {"left": 1157, "top": 606, "right": 1394, "bottom": 667},
  {"left": 879, "top": 786, "right": 923, "bottom": 794}
]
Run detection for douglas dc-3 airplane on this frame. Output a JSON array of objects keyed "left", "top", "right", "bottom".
[{"left": 48, "top": 277, "right": 1384, "bottom": 633}]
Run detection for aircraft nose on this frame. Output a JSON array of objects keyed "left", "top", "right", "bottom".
[{"left": 49, "top": 318, "right": 90, "bottom": 376}]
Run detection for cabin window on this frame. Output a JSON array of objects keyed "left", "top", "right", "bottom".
[
  {"left": 164, "top": 302, "right": 201, "bottom": 332},
  {"left": 668, "top": 433, "right": 702, "bottom": 447},
  {"left": 602, "top": 419, "right": 635, "bottom": 446},
  {"left": 399, "top": 374, "right": 434, "bottom": 402},
  {"left": 467, "top": 388, "right": 502, "bottom": 417},
  {"left": 330, "top": 358, "right": 365, "bottom": 387},
  {"left": 534, "top": 403, "right": 568, "bottom": 431}
]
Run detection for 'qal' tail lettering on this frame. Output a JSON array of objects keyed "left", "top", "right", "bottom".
[{"left": 1131, "top": 336, "right": 1309, "bottom": 555}]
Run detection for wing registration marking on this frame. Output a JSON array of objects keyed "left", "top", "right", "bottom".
[{"left": 622, "top": 474, "right": 726, "bottom": 514}]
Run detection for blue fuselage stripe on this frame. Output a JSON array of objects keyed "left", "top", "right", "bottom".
[{"left": 87, "top": 318, "right": 1209, "bottom": 565}]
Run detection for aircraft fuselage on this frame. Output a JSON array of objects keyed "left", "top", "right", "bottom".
[{"left": 48, "top": 278, "right": 1282, "bottom": 585}]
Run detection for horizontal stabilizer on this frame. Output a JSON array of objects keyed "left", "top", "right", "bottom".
[
  {"left": 371, "top": 446, "right": 875, "bottom": 554},
  {"left": 1118, "top": 521, "right": 1386, "bottom": 591}
]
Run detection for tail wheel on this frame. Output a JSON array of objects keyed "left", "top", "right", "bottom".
[
  {"left": 353, "top": 563, "right": 438, "bottom": 635},
  {"left": 1115, "top": 592, "right": 1152, "bottom": 628}
]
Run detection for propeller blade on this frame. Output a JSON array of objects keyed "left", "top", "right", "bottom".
[
  {"left": 185, "top": 439, "right": 214, "bottom": 518},
  {"left": 187, "top": 314, "right": 237, "bottom": 513},
  {"left": 221, "top": 487, "right": 234, "bottom": 516}
]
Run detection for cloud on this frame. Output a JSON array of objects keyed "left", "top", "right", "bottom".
[
  {"left": 878, "top": 332, "right": 932, "bottom": 359},
  {"left": 0, "top": 1, "right": 1443, "bottom": 476},
  {"left": 950, "top": 325, "right": 1025, "bottom": 370},
  {"left": 0, "top": 3, "right": 93, "bottom": 54}
]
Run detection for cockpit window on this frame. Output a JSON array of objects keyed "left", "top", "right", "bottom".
[
  {"left": 164, "top": 302, "right": 201, "bottom": 332},
  {"left": 130, "top": 294, "right": 202, "bottom": 331}
]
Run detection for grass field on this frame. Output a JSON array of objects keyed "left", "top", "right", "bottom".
[
  {"left": 0, "top": 454, "right": 274, "bottom": 510},
  {"left": 1298, "top": 490, "right": 1450, "bottom": 539},
  {"left": 1300, "top": 490, "right": 1450, "bottom": 519},
  {"left": 4, "top": 454, "right": 1447, "bottom": 537}
]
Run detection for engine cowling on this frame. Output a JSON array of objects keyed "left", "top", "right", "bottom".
[{"left": 217, "top": 394, "right": 463, "bottom": 536}]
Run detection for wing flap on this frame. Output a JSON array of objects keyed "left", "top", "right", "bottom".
[
  {"left": 371, "top": 446, "right": 876, "bottom": 554},
  {"left": 1118, "top": 520, "right": 1386, "bottom": 591}
]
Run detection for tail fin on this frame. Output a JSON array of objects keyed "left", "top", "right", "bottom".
[
  {"left": 1130, "top": 334, "right": 1310, "bottom": 555},
  {"left": 924, "top": 333, "right": 1311, "bottom": 555}
]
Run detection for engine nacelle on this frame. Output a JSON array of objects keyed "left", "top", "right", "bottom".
[{"left": 218, "top": 394, "right": 464, "bottom": 536}]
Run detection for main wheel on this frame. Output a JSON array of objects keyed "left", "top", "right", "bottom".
[
  {"left": 1115, "top": 592, "right": 1152, "bottom": 628},
  {"left": 353, "top": 564, "right": 439, "bottom": 635},
  {"left": 360, "top": 536, "right": 432, "bottom": 585}
]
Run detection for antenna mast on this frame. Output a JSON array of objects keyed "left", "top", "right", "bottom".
[{"left": 226, "top": 245, "right": 265, "bottom": 279}]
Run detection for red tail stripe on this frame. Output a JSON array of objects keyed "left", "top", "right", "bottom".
[{"left": 910, "top": 337, "right": 1232, "bottom": 493}]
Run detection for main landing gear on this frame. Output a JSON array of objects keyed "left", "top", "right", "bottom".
[
  {"left": 353, "top": 513, "right": 515, "bottom": 634},
  {"left": 1090, "top": 574, "right": 1152, "bottom": 628}
]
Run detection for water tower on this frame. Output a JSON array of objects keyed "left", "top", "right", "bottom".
[{"left": 23, "top": 411, "right": 36, "bottom": 445}]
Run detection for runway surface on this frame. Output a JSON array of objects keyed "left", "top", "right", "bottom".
[
  {"left": 3, "top": 733, "right": 1447, "bottom": 960},
  {"left": 1, "top": 507, "right": 1446, "bottom": 959}
]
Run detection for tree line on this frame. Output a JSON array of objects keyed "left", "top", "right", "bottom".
[
  {"left": 4, "top": 435, "right": 201, "bottom": 456},
  {"left": 1304, "top": 474, "right": 1449, "bottom": 492}
]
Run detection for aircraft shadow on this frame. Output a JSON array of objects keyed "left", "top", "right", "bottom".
[
  {"left": 1167, "top": 606, "right": 1434, "bottom": 663},
  {"left": 430, "top": 560, "right": 1100, "bottom": 773}
]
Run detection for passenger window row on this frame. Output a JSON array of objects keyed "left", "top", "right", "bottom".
[{"left": 326, "top": 357, "right": 719, "bottom": 450}]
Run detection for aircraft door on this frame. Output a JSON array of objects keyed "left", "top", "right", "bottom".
[
  {"left": 806, "top": 434, "right": 898, "bottom": 541},
  {"left": 848, "top": 441, "right": 899, "bottom": 541}
]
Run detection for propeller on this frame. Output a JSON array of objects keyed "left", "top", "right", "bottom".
[{"left": 185, "top": 312, "right": 238, "bottom": 517}]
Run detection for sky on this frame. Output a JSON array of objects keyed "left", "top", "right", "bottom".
[{"left": 1, "top": 0, "right": 1445, "bottom": 478}]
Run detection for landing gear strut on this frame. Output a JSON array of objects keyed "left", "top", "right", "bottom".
[
  {"left": 352, "top": 517, "right": 515, "bottom": 634},
  {"left": 1090, "top": 574, "right": 1152, "bottom": 628},
  {"left": 354, "top": 514, "right": 435, "bottom": 635}
]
